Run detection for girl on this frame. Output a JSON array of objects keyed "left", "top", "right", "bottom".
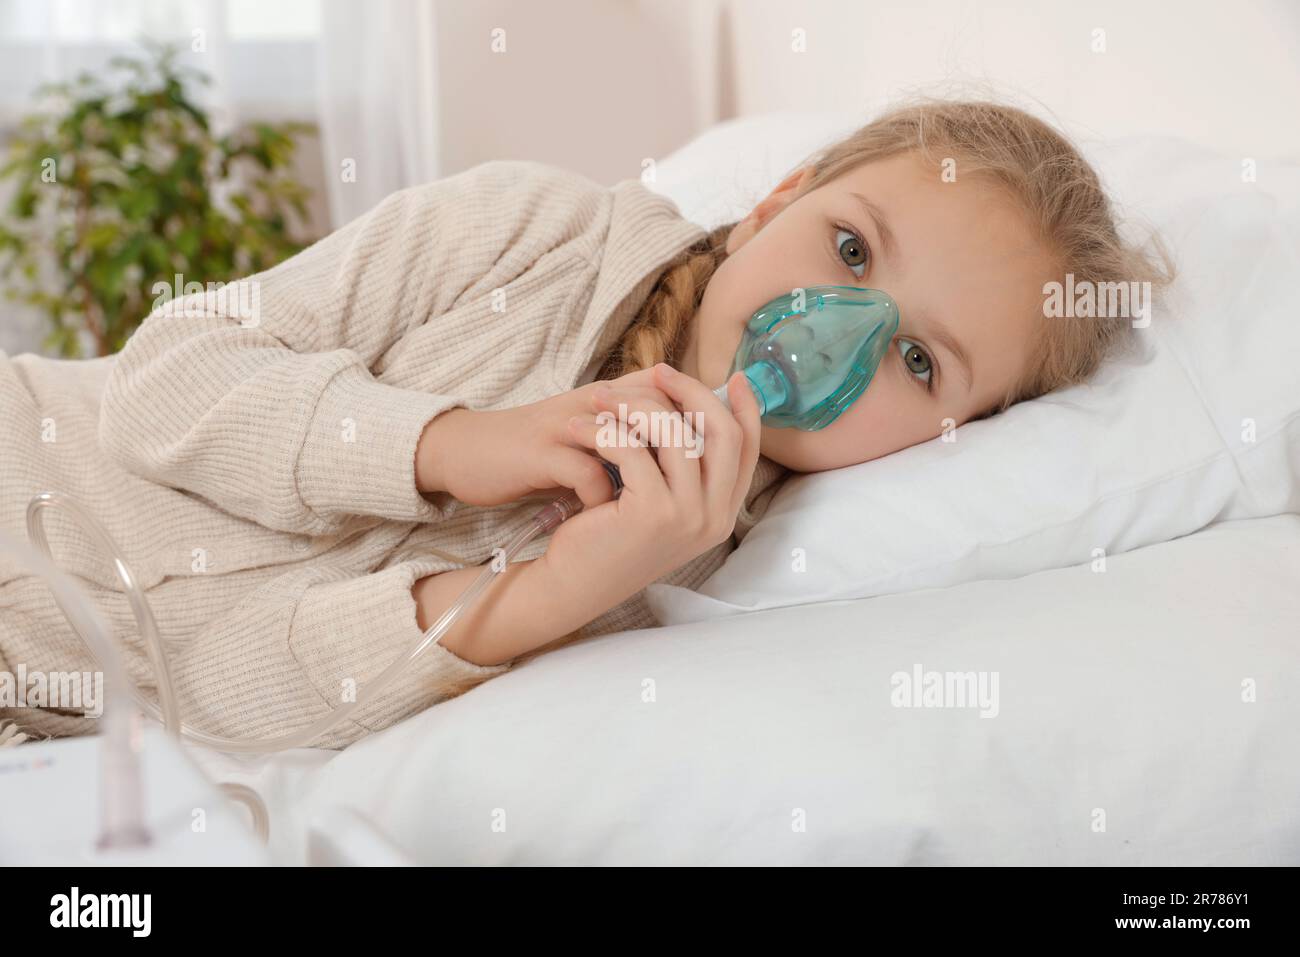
[{"left": 0, "top": 100, "right": 1170, "bottom": 749}]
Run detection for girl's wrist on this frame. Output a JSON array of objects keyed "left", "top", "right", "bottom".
[
  {"left": 415, "top": 407, "right": 472, "bottom": 493},
  {"left": 411, "top": 555, "right": 596, "bottom": 666}
]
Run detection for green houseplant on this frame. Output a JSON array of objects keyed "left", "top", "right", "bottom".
[{"left": 0, "top": 42, "right": 314, "bottom": 357}]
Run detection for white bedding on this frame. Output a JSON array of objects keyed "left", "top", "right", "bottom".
[
  {"left": 647, "top": 113, "right": 1300, "bottom": 622},
  {"left": 192, "top": 512, "right": 1300, "bottom": 865}
]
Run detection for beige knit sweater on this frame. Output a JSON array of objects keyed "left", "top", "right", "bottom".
[{"left": 0, "top": 159, "right": 789, "bottom": 750}]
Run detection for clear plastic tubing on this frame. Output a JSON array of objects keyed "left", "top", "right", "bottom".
[
  {"left": 24, "top": 488, "right": 585, "bottom": 756},
  {"left": 0, "top": 522, "right": 150, "bottom": 849}
]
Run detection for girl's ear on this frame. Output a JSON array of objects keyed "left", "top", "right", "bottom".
[
  {"left": 770, "top": 163, "right": 816, "bottom": 197},
  {"left": 726, "top": 165, "right": 817, "bottom": 255}
]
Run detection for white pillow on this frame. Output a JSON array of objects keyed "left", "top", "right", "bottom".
[{"left": 643, "top": 112, "right": 1300, "bottom": 622}]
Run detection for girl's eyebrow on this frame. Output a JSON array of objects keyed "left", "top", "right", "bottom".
[{"left": 849, "top": 191, "right": 898, "bottom": 265}]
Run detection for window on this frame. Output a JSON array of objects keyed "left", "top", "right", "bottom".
[{"left": 0, "top": 0, "right": 323, "bottom": 125}]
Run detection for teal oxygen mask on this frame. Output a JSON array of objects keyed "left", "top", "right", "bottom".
[{"left": 712, "top": 284, "right": 900, "bottom": 430}]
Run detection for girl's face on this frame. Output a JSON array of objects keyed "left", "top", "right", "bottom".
[{"left": 678, "top": 150, "right": 1056, "bottom": 472}]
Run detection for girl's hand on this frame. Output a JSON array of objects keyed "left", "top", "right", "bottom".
[
  {"left": 416, "top": 366, "right": 681, "bottom": 509},
  {"left": 539, "top": 363, "right": 762, "bottom": 613}
]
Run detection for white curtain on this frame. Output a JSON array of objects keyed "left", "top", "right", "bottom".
[
  {"left": 0, "top": 0, "right": 314, "bottom": 355},
  {"left": 315, "top": 0, "right": 441, "bottom": 228},
  {"left": 0, "top": 0, "right": 278, "bottom": 132},
  {"left": 0, "top": 0, "right": 442, "bottom": 230},
  {"left": 0, "top": 0, "right": 443, "bottom": 353}
]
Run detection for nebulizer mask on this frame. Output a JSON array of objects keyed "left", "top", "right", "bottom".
[
  {"left": 711, "top": 284, "right": 899, "bottom": 428},
  {"left": 12, "top": 285, "right": 899, "bottom": 774}
]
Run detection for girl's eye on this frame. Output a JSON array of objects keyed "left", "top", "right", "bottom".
[
  {"left": 834, "top": 225, "right": 869, "bottom": 278},
  {"left": 896, "top": 337, "right": 934, "bottom": 391}
]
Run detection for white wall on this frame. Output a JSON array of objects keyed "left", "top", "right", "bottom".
[
  {"left": 433, "top": 0, "right": 724, "bottom": 186},
  {"left": 720, "top": 0, "right": 1300, "bottom": 159}
]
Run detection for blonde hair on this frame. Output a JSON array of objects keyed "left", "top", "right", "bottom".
[{"left": 602, "top": 99, "right": 1175, "bottom": 418}]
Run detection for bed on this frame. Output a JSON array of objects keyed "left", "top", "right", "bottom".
[
  {"left": 192, "top": 511, "right": 1300, "bottom": 865},
  {"left": 189, "top": 108, "right": 1300, "bottom": 866}
]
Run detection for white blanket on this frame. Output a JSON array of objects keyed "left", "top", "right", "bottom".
[{"left": 192, "top": 513, "right": 1300, "bottom": 865}]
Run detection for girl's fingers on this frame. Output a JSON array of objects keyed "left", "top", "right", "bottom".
[
  {"left": 565, "top": 414, "right": 666, "bottom": 499},
  {"left": 547, "top": 445, "right": 619, "bottom": 509},
  {"left": 592, "top": 384, "right": 675, "bottom": 412},
  {"left": 591, "top": 386, "right": 670, "bottom": 444},
  {"left": 584, "top": 368, "right": 660, "bottom": 411},
  {"left": 650, "top": 363, "right": 746, "bottom": 506},
  {"left": 724, "top": 370, "right": 763, "bottom": 515},
  {"left": 588, "top": 391, "right": 703, "bottom": 502},
  {"left": 589, "top": 382, "right": 679, "bottom": 422}
]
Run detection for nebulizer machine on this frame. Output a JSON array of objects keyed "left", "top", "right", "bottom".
[{"left": 2, "top": 284, "right": 898, "bottom": 858}]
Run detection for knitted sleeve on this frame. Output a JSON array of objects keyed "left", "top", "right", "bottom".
[
  {"left": 97, "top": 160, "right": 565, "bottom": 536},
  {"left": 170, "top": 554, "right": 511, "bottom": 750},
  {"left": 0, "top": 552, "right": 510, "bottom": 751}
]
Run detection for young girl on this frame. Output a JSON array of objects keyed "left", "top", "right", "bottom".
[{"left": 0, "top": 100, "right": 1169, "bottom": 749}]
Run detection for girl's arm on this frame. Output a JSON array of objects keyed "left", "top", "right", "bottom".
[
  {"left": 84, "top": 365, "right": 756, "bottom": 751},
  {"left": 411, "top": 556, "right": 601, "bottom": 666},
  {"left": 97, "top": 161, "right": 577, "bottom": 537}
]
